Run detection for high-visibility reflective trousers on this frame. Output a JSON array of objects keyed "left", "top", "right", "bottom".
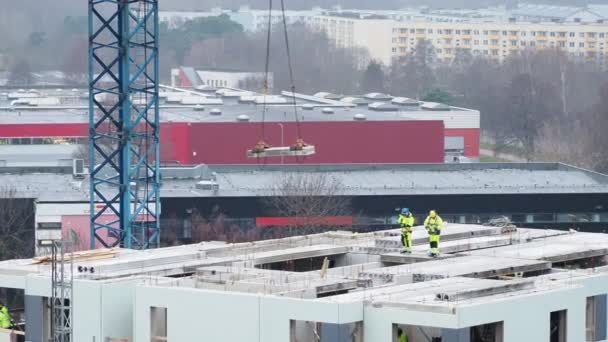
[
  {"left": 399, "top": 331, "right": 408, "bottom": 342},
  {"left": 0, "top": 306, "right": 11, "bottom": 329},
  {"left": 429, "top": 233, "right": 441, "bottom": 254},
  {"left": 401, "top": 231, "right": 412, "bottom": 251}
]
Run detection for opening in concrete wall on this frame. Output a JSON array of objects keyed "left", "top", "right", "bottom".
[
  {"left": 553, "top": 256, "right": 608, "bottom": 270},
  {"left": 550, "top": 310, "right": 567, "bottom": 342},
  {"left": 586, "top": 295, "right": 607, "bottom": 342},
  {"left": 290, "top": 320, "right": 363, "bottom": 342},
  {"left": 0, "top": 288, "right": 25, "bottom": 339},
  {"left": 470, "top": 321, "right": 504, "bottom": 342},
  {"left": 393, "top": 323, "right": 442, "bottom": 342},
  {"left": 150, "top": 306, "right": 167, "bottom": 342},
  {"left": 259, "top": 256, "right": 338, "bottom": 272}
]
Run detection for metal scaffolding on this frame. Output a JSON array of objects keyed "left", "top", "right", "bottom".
[
  {"left": 88, "top": 0, "right": 161, "bottom": 249},
  {"left": 51, "top": 241, "right": 73, "bottom": 342}
]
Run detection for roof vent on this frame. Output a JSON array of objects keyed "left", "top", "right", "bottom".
[
  {"left": 364, "top": 92, "right": 392, "bottom": 100},
  {"left": 237, "top": 114, "right": 250, "bottom": 122},
  {"left": 210, "top": 108, "right": 222, "bottom": 115},
  {"left": 302, "top": 104, "right": 315, "bottom": 110},
  {"left": 322, "top": 107, "right": 334, "bottom": 114},
  {"left": 194, "top": 104, "right": 205, "bottom": 111},
  {"left": 195, "top": 180, "right": 219, "bottom": 191},
  {"left": 73, "top": 159, "right": 86, "bottom": 178},
  {"left": 354, "top": 113, "right": 367, "bottom": 121},
  {"left": 368, "top": 102, "right": 398, "bottom": 112}
]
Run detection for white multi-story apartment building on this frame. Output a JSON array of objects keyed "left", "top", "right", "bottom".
[{"left": 310, "top": 14, "right": 608, "bottom": 66}]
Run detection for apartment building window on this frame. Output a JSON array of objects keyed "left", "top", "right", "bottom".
[
  {"left": 559, "top": 41, "right": 566, "bottom": 47},
  {"left": 483, "top": 40, "right": 488, "bottom": 45},
  {"left": 589, "top": 32, "right": 597, "bottom": 38},
  {"left": 580, "top": 32, "right": 585, "bottom": 38},
  {"left": 473, "top": 30, "right": 480, "bottom": 34},
  {"left": 428, "top": 29, "right": 433, "bottom": 34},
  {"left": 510, "top": 31, "right": 518, "bottom": 36},
  {"left": 484, "top": 50, "right": 489, "bottom": 55},
  {"left": 416, "top": 28, "right": 425, "bottom": 34},
  {"left": 491, "top": 39, "right": 498, "bottom": 46},
  {"left": 590, "top": 42, "right": 596, "bottom": 48},
  {"left": 600, "top": 33, "right": 605, "bottom": 38},
  {"left": 445, "top": 29, "right": 453, "bottom": 34},
  {"left": 580, "top": 42, "right": 585, "bottom": 47},
  {"left": 502, "top": 30, "right": 507, "bottom": 36},
  {"left": 392, "top": 47, "right": 397, "bottom": 53},
  {"left": 463, "top": 29, "right": 471, "bottom": 35},
  {"left": 570, "top": 42, "right": 575, "bottom": 47},
  {"left": 539, "top": 31, "right": 547, "bottom": 37},
  {"left": 399, "top": 37, "right": 406, "bottom": 43},
  {"left": 510, "top": 40, "right": 516, "bottom": 46},
  {"left": 436, "top": 49, "right": 442, "bottom": 53},
  {"left": 530, "top": 41, "right": 536, "bottom": 46},
  {"left": 463, "top": 39, "right": 471, "bottom": 45},
  {"left": 491, "top": 30, "right": 499, "bottom": 35},
  {"left": 521, "top": 31, "right": 527, "bottom": 37},
  {"left": 559, "top": 32, "right": 566, "bottom": 37},
  {"left": 474, "top": 40, "right": 479, "bottom": 45},
  {"left": 410, "top": 29, "right": 415, "bottom": 33},
  {"left": 569, "top": 32, "right": 575, "bottom": 37},
  {"left": 455, "top": 29, "right": 461, "bottom": 34},
  {"left": 483, "top": 30, "right": 489, "bottom": 35},
  {"left": 445, "top": 48, "right": 452, "bottom": 54},
  {"left": 445, "top": 39, "right": 452, "bottom": 44},
  {"left": 550, "top": 32, "right": 556, "bottom": 37},
  {"left": 400, "top": 28, "right": 407, "bottom": 34},
  {"left": 492, "top": 50, "right": 498, "bottom": 56},
  {"left": 399, "top": 47, "right": 406, "bottom": 53},
  {"left": 521, "top": 41, "right": 526, "bottom": 46}
]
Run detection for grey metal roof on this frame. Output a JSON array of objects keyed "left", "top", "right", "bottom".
[
  {"left": 2, "top": 163, "right": 606, "bottom": 201},
  {"left": 512, "top": 4, "right": 581, "bottom": 19},
  {"left": 0, "top": 87, "right": 475, "bottom": 125},
  {"left": 168, "top": 163, "right": 608, "bottom": 197}
]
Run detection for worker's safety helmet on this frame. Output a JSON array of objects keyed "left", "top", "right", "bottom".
[
  {"left": 401, "top": 208, "right": 410, "bottom": 215},
  {"left": 430, "top": 210, "right": 437, "bottom": 217}
]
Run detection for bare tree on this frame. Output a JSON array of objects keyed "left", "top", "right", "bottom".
[
  {"left": 0, "top": 186, "right": 35, "bottom": 261},
  {"left": 8, "top": 59, "right": 33, "bottom": 86},
  {"left": 264, "top": 172, "right": 352, "bottom": 236}
]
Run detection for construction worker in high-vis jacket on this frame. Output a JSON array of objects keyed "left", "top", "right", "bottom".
[
  {"left": 399, "top": 208, "right": 415, "bottom": 254},
  {"left": 0, "top": 302, "right": 12, "bottom": 329},
  {"left": 424, "top": 210, "right": 443, "bottom": 257}
]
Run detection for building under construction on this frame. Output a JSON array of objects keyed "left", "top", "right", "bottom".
[{"left": 1, "top": 223, "right": 608, "bottom": 341}]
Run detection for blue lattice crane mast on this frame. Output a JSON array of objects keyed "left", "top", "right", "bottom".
[{"left": 88, "top": 0, "right": 160, "bottom": 249}]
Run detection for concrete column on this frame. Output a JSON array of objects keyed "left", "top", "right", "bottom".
[
  {"left": 596, "top": 295, "right": 607, "bottom": 341},
  {"left": 25, "top": 295, "right": 45, "bottom": 342},
  {"left": 504, "top": 314, "right": 548, "bottom": 342},
  {"left": 568, "top": 301, "right": 586, "bottom": 342}
]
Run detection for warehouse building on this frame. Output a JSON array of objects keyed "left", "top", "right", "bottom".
[
  {"left": 0, "top": 162, "right": 605, "bottom": 255},
  {"left": 2, "top": 224, "right": 608, "bottom": 341},
  {"left": 0, "top": 87, "right": 480, "bottom": 164}
]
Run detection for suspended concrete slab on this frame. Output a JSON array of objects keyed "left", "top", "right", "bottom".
[{"left": 247, "top": 145, "right": 315, "bottom": 158}]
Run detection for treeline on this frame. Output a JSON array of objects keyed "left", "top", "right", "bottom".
[
  {"left": 164, "top": 0, "right": 598, "bottom": 11},
  {"left": 384, "top": 41, "right": 608, "bottom": 172}
]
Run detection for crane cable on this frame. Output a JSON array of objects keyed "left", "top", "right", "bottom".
[
  {"left": 253, "top": 0, "right": 274, "bottom": 154},
  {"left": 279, "top": 0, "right": 306, "bottom": 151}
]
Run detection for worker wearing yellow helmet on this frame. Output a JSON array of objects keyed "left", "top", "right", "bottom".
[
  {"left": 398, "top": 208, "right": 415, "bottom": 254},
  {"left": 424, "top": 210, "right": 444, "bottom": 257}
]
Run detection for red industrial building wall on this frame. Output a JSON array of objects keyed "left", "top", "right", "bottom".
[
  {"left": 186, "top": 120, "right": 444, "bottom": 164},
  {"left": 0, "top": 120, "right": 448, "bottom": 164},
  {"left": 445, "top": 128, "right": 480, "bottom": 158},
  {"left": 0, "top": 123, "right": 87, "bottom": 137}
]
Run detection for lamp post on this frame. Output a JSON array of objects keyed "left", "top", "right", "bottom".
[{"left": 277, "top": 122, "right": 284, "bottom": 164}]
